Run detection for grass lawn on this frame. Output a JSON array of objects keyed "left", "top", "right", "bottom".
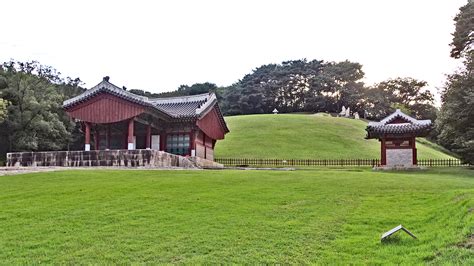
[
  {"left": 0, "top": 168, "right": 472, "bottom": 264},
  {"left": 215, "top": 114, "right": 455, "bottom": 159}
]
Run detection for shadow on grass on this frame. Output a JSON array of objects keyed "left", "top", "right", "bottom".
[
  {"left": 381, "top": 235, "right": 402, "bottom": 245},
  {"left": 381, "top": 235, "right": 417, "bottom": 246}
]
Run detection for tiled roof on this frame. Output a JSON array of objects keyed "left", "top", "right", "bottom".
[
  {"left": 63, "top": 78, "right": 218, "bottom": 119},
  {"left": 366, "top": 109, "right": 432, "bottom": 139},
  {"left": 63, "top": 78, "right": 152, "bottom": 108},
  {"left": 149, "top": 93, "right": 216, "bottom": 118}
]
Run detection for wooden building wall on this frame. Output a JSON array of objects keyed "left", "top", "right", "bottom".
[
  {"left": 196, "top": 107, "right": 226, "bottom": 140},
  {"left": 68, "top": 93, "right": 145, "bottom": 123},
  {"left": 195, "top": 130, "right": 215, "bottom": 160}
]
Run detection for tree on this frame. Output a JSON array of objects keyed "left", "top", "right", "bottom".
[
  {"left": 365, "top": 77, "right": 435, "bottom": 120},
  {"left": 220, "top": 59, "right": 366, "bottom": 115},
  {"left": 155, "top": 82, "right": 219, "bottom": 98},
  {"left": 437, "top": 1, "right": 474, "bottom": 164},
  {"left": 0, "top": 61, "right": 84, "bottom": 153},
  {"left": 317, "top": 60, "right": 365, "bottom": 113},
  {"left": 450, "top": 1, "right": 473, "bottom": 59}
]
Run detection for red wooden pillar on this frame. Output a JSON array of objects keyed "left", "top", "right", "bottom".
[
  {"left": 84, "top": 122, "right": 91, "bottom": 151},
  {"left": 106, "top": 125, "right": 111, "bottom": 150},
  {"left": 127, "top": 118, "right": 134, "bottom": 150},
  {"left": 203, "top": 134, "right": 207, "bottom": 159},
  {"left": 380, "top": 138, "right": 386, "bottom": 165},
  {"left": 412, "top": 137, "right": 417, "bottom": 165},
  {"left": 160, "top": 133, "right": 166, "bottom": 151},
  {"left": 94, "top": 129, "right": 100, "bottom": 150},
  {"left": 146, "top": 124, "right": 151, "bottom": 149},
  {"left": 123, "top": 122, "right": 128, "bottom": 149}
]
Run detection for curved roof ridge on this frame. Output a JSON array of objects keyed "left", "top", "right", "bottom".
[
  {"left": 63, "top": 79, "right": 150, "bottom": 108},
  {"left": 379, "top": 109, "right": 417, "bottom": 124},
  {"left": 149, "top": 93, "right": 211, "bottom": 104},
  {"left": 195, "top": 93, "right": 217, "bottom": 116}
]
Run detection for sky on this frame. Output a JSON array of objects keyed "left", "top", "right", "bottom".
[{"left": 0, "top": 0, "right": 467, "bottom": 103}]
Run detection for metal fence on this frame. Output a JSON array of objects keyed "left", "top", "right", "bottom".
[{"left": 215, "top": 158, "right": 467, "bottom": 167}]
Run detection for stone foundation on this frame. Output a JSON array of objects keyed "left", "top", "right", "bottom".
[
  {"left": 188, "top": 156, "right": 224, "bottom": 169},
  {"left": 6, "top": 150, "right": 197, "bottom": 168},
  {"left": 373, "top": 165, "right": 425, "bottom": 171}
]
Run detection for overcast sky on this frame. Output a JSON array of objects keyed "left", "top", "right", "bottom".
[{"left": 0, "top": 0, "right": 467, "bottom": 103}]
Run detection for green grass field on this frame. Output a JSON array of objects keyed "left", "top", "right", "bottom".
[
  {"left": 1, "top": 168, "right": 472, "bottom": 264},
  {"left": 215, "top": 114, "right": 454, "bottom": 159}
]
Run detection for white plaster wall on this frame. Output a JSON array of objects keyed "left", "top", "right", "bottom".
[
  {"left": 151, "top": 135, "right": 160, "bottom": 150},
  {"left": 386, "top": 149, "right": 413, "bottom": 167}
]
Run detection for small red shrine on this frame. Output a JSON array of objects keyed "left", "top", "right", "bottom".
[
  {"left": 62, "top": 77, "right": 229, "bottom": 161},
  {"left": 366, "top": 109, "right": 432, "bottom": 168}
]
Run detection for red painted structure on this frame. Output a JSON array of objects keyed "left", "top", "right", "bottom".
[
  {"left": 366, "top": 109, "right": 432, "bottom": 167},
  {"left": 68, "top": 93, "right": 145, "bottom": 123},
  {"left": 63, "top": 77, "right": 229, "bottom": 160}
]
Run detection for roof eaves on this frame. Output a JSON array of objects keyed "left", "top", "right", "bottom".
[
  {"left": 196, "top": 93, "right": 217, "bottom": 117},
  {"left": 63, "top": 79, "right": 152, "bottom": 109},
  {"left": 149, "top": 93, "right": 210, "bottom": 105},
  {"left": 379, "top": 109, "right": 418, "bottom": 125}
]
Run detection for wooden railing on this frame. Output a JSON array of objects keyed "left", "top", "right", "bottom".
[{"left": 215, "top": 158, "right": 468, "bottom": 167}]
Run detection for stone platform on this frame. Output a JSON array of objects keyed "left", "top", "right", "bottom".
[
  {"left": 373, "top": 165, "right": 425, "bottom": 171},
  {"left": 6, "top": 150, "right": 223, "bottom": 169}
]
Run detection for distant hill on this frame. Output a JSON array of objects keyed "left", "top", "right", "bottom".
[{"left": 215, "top": 114, "right": 454, "bottom": 159}]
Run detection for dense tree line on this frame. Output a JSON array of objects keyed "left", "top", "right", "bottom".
[
  {"left": 129, "top": 82, "right": 220, "bottom": 98},
  {"left": 140, "top": 59, "right": 435, "bottom": 121},
  {"left": 0, "top": 61, "right": 85, "bottom": 161},
  {"left": 219, "top": 60, "right": 435, "bottom": 121},
  {"left": 436, "top": 1, "right": 473, "bottom": 164}
]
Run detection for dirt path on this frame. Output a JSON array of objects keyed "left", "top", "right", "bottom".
[{"left": 0, "top": 166, "right": 204, "bottom": 176}]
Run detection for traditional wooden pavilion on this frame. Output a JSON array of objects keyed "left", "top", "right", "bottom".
[
  {"left": 62, "top": 77, "right": 229, "bottom": 161},
  {"left": 366, "top": 109, "right": 432, "bottom": 167}
]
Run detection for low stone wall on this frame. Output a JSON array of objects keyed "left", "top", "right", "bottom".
[{"left": 6, "top": 150, "right": 196, "bottom": 168}]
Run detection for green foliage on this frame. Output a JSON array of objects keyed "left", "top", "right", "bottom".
[
  {"left": 215, "top": 114, "right": 453, "bottom": 159},
  {"left": 450, "top": 1, "right": 473, "bottom": 58},
  {"left": 437, "top": 1, "right": 474, "bottom": 164},
  {"left": 365, "top": 77, "right": 436, "bottom": 121},
  {"left": 0, "top": 98, "right": 7, "bottom": 122},
  {"left": 220, "top": 59, "right": 366, "bottom": 115},
  {"left": 436, "top": 57, "right": 474, "bottom": 164},
  {"left": 0, "top": 61, "right": 85, "bottom": 152},
  {"left": 0, "top": 168, "right": 472, "bottom": 264},
  {"left": 157, "top": 82, "right": 219, "bottom": 98},
  {"left": 130, "top": 82, "right": 220, "bottom": 100},
  {"left": 216, "top": 59, "right": 436, "bottom": 123}
]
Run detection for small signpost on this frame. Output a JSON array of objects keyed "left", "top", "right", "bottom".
[
  {"left": 381, "top": 225, "right": 417, "bottom": 242},
  {"left": 273, "top": 108, "right": 279, "bottom": 115}
]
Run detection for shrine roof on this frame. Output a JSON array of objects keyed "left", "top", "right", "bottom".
[
  {"left": 366, "top": 109, "right": 432, "bottom": 139},
  {"left": 63, "top": 77, "right": 222, "bottom": 120}
]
